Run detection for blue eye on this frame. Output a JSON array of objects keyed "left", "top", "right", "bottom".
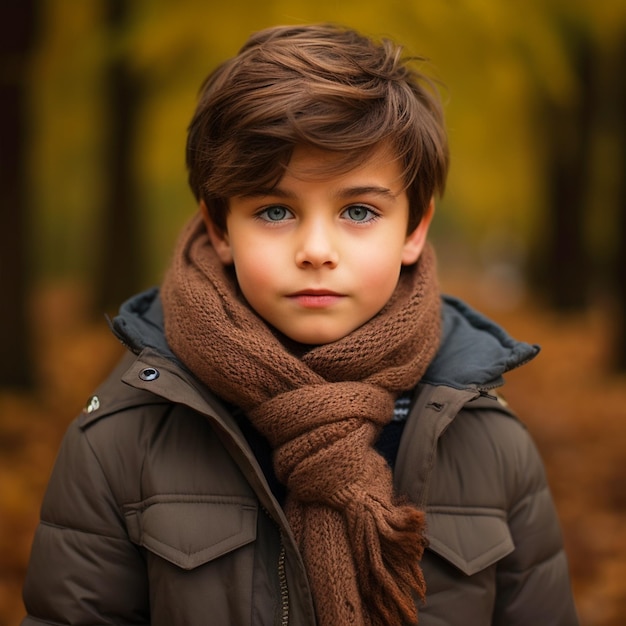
[
  {"left": 259, "top": 206, "right": 291, "bottom": 221},
  {"left": 344, "top": 205, "right": 376, "bottom": 222}
]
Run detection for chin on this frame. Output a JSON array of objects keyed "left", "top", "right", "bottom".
[{"left": 284, "top": 327, "right": 351, "bottom": 346}]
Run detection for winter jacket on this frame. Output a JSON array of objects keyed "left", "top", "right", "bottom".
[{"left": 21, "top": 289, "right": 579, "bottom": 625}]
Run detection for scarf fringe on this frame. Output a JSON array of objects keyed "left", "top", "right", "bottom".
[{"left": 343, "top": 489, "right": 427, "bottom": 625}]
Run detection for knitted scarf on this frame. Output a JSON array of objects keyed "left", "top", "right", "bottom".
[{"left": 160, "top": 214, "right": 441, "bottom": 626}]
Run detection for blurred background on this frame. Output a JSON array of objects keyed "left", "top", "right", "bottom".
[{"left": 1, "top": 0, "right": 625, "bottom": 624}]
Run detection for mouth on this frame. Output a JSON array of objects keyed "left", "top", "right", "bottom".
[
  {"left": 287, "top": 289, "right": 345, "bottom": 308},
  {"left": 289, "top": 289, "right": 342, "bottom": 297}
]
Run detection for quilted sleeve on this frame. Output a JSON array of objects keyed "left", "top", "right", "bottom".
[
  {"left": 492, "top": 419, "right": 579, "bottom": 626},
  {"left": 21, "top": 418, "right": 149, "bottom": 625}
]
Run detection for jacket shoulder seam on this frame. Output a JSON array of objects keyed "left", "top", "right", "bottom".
[{"left": 79, "top": 394, "right": 172, "bottom": 430}]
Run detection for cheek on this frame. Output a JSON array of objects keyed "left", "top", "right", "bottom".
[
  {"left": 364, "top": 264, "right": 403, "bottom": 305},
  {"left": 357, "top": 245, "right": 404, "bottom": 293},
  {"left": 236, "top": 263, "right": 273, "bottom": 295},
  {"left": 230, "top": 242, "right": 281, "bottom": 297}
]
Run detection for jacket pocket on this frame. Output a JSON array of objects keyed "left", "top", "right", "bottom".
[
  {"left": 425, "top": 506, "right": 514, "bottom": 576},
  {"left": 124, "top": 494, "right": 258, "bottom": 570}
]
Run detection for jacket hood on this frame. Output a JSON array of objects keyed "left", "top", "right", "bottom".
[
  {"left": 110, "top": 288, "right": 539, "bottom": 392},
  {"left": 423, "top": 295, "right": 539, "bottom": 390}
]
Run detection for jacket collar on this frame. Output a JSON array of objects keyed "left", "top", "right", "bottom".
[{"left": 423, "top": 295, "right": 539, "bottom": 391}]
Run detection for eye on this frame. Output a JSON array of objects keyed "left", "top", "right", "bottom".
[
  {"left": 342, "top": 204, "right": 378, "bottom": 223},
  {"left": 257, "top": 205, "right": 292, "bottom": 222}
]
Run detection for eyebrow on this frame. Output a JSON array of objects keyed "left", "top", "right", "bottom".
[
  {"left": 241, "top": 185, "right": 398, "bottom": 201},
  {"left": 336, "top": 186, "right": 397, "bottom": 201}
]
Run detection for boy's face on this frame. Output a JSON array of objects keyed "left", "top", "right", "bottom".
[{"left": 204, "top": 145, "right": 433, "bottom": 345}]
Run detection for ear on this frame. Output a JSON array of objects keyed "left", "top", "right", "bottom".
[
  {"left": 200, "top": 200, "right": 234, "bottom": 265},
  {"left": 401, "top": 197, "right": 435, "bottom": 265}
]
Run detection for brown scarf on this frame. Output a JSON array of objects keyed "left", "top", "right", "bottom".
[{"left": 161, "top": 214, "right": 441, "bottom": 625}]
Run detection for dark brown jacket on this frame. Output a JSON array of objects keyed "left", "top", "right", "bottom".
[{"left": 21, "top": 291, "right": 579, "bottom": 625}]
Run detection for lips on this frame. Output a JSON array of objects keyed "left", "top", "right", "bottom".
[
  {"left": 287, "top": 289, "right": 344, "bottom": 308},
  {"left": 289, "top": 289, "right": 342, "bottom": 297}
]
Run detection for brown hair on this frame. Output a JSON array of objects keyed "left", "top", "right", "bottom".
[{"left": 187, "top": 23, "right": 449, "bottom": 233}]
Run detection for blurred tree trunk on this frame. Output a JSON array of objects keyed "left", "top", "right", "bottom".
[
  {"left": 0, "top": 2, "right": 37, "bottom": 388},
  {"left": 534, "top": 22, "right": 595, "bottom": 311},
  {"left": 616, "top": 187, "right": 626, "bottom": 372},
  {"left": 96, "top": 0, "right": 143, "bottom": 315},
  {"left": 613, "top": 35, "right": 626, "bottom": 371}
]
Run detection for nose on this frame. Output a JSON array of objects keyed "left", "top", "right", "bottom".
[{"left": 294, "top": 218, "right": 339, "bottom": 269}]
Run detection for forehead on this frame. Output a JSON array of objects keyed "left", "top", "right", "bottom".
[{"left": 282, "top": 143, "right": 403, "bottom": 185}]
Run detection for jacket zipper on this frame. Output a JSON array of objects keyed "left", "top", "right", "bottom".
[
  {"left": 262, "top": 504, "right": 289, "bottom": 626},
  {"left": 278, "top": 541, "right": 289, "bottom": 626}
]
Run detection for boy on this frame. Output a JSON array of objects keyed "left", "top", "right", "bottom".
[{"left": 22, "top": 24, "right": 579, "bottom": 626}]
